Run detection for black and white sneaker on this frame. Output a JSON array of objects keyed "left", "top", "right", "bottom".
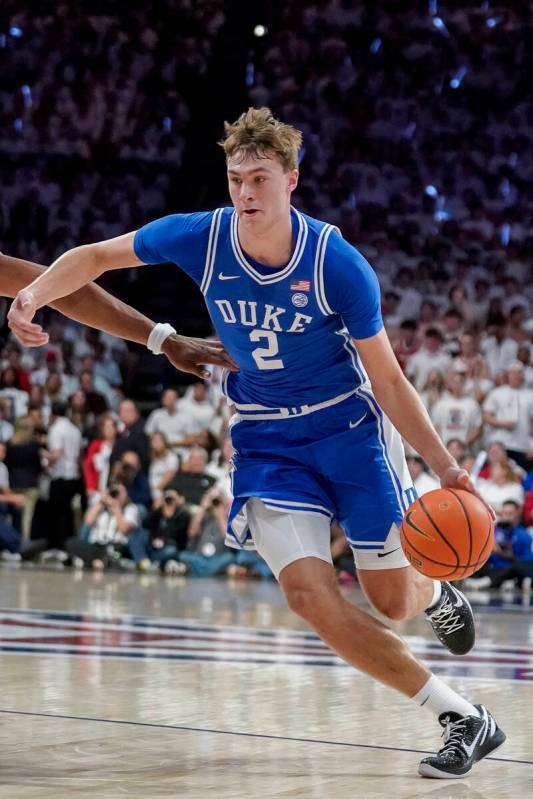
[
  {"left": 419, "top": 704, "right": 506, "bottom": 779},
  {"left": 425, "top": 581, "right": 475, "bottom": 655}
]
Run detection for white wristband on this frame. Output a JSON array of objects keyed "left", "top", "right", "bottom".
[{"left": 147, "top": 322, "right": 176, "bottom": 355}]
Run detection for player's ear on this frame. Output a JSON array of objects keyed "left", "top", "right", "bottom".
[{"left": 287, "top": 168, "right": 299, "bottom": 193}]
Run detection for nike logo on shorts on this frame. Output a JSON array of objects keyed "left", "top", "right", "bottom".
[
  {"left": 349, "top": 413, "right": 367, "bottom": 429},
  {"left": 219, "top": 273, "right": 240, "bottom": 280},
  {"left": 377, "top": 547, "right": 400, "bottom": 558}
]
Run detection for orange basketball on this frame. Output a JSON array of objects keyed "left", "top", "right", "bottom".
[{"left": 400, "top": 488, "right": 495, "bottom": 580}]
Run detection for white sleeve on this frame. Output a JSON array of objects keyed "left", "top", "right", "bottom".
[
  {"left": 123, "top": 504, "right": 140, "bottom": 528},
  {"left": 144, "top": 410, "right": 158, "bottom": 435},
  {"left": 470, "top": 400, "right": 482, "bottom": 428},
  {"left": 48, "top": 426, "right": 63, "bottom": 452},
  {"left": 483, "top": 390, "right": 498, "bottom": 414}
]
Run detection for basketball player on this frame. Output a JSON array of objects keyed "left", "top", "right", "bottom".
[
  {"left": 0, "top": 252, "right": 237, "bottom": 378},
  {"left": 7, "top": 109, "right": 505, "bottom": 778}
]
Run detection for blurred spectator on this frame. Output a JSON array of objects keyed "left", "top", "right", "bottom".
[
  {"left": 467, "top": 501, "right": 533, "bottom": 591},
  {"left": 406, "top": 329, "right": 450, "bottom": 391},
  {"left": 477, "top": 462, "right": 525, "bottom": 518},
  {"left": 0, "top": 367, "right": 29, "bottom": 420},
  {"left": 164, "top": 446, "right": 216, "bottom": 506},
  {"left": 440, "top": 309, "right": 464, "bottom": 358},
  {"left": 483, "top": 362, "right": 533, "bottom": 471},
  {"left": 392, "top": 319, "right": 420, "bottom": 373},
  {"left": 4, "top": 345, "right": 31, "bottom": 391},
  {"left": 112, "top": 450, "right": 152, "bottom": 513},
  {"left": 431, "top": 364, "right": 483, "bottom": 450},
  {"left": 79, "top": 356, "right": 115, "bottom": 408},
  {"left": 447, "top": 438, "right": 467, "bottom": 465},
  {"left": 173, "top": 382, "right": 219, "bottom": 443},
  {"left": 0, "top": 400, "right": 14, "bottom": 443},
  {"left": 43, "top": 372, "right": 67, "bottom": 406},
  {"left": 145, "top": 389, "right": 186, "bottom": 448},
  {"left": 0, "top": 440, "right": 25, "bottom": 533},
  {"left": 477, "top": 441, "right": 525, "bottom": 483},
  {"left": 205, "top": 437, "right": 234, "bottom": 497},
  {"left": 68, "top": 389, "right": 96, "bottom": 440},
  {"left": 406, "top": 455, "right": 439, "bottom": 496},
  {"left": 111, "top": 399, "right": 150, "bottom": 471},
  {"left": 418, "top": 369, "right": 446, "bottom": 413},
  {"left": 481, "top": 315, "right": 518, "bottom": 378},
  {"left": 66, "top": 483, "right": 148, "bottom": 570},
  {"left": 93, "top": 341, "right": 123, "bottom": 389},
  {"left": 179, "top": 487, "right": 235, "bottom": 577},
  {"left": 78, "top": 371, "right": 109, "bottom": 416},
  {"left": 148, "top": 432, "right": 179, "bottom": 503},
  {"left": 43, "top": 400, "right": 82, "bottom": 553},
  {"left": 517, "top": 344, "right": 533, "bottom": 389},
  {"left": 5, "top": 416, "right": 42, "bottom": 539},
  {"left": 146, "top": 489, "right": 191, "bottom": 573},
  {"left": 83, "top": 413, "right": 118, "bottom": 503}
]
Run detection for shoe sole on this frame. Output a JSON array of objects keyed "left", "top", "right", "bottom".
[{"left": 418, "top": 733, "right": 507, "bottom": 779}]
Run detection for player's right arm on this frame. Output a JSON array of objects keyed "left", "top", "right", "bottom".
[
  {"left": 1, "top": 251, "right": 238, "bottom": 377},
  {"left": 7, "top": 232, "right": 142, "bottom": 344},
  {"left": 7, "top": 211, "right": 217, "bottom": 351}
]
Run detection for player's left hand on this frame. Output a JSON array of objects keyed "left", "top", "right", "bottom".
[
  {"left": 7, "top": 289, "right": 49, "bottom": 346},
  {"left": 440, "top": 466, "right": 496, "bottom": 521},
  {"left": 162, "top": 334, "right": 239, "bottom": 379}
]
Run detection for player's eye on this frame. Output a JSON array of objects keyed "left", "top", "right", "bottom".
[
  {"left": 231, "top": 177, "right": 242, "bottom": 185},
  {"left": 255, "top": 176, "right": 266, "bottom": 183}
]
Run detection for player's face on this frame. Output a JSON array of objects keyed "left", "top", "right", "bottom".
[{"left": 227, "top": 151, "right": 298, "bottom": 232}]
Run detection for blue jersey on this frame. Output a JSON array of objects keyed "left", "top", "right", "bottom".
[{"left": 134, "top": 207, "right": 383, "bottom": 410}]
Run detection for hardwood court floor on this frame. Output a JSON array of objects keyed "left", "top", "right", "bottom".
[{"left": 0, "top": 567, "right": 532, "bottom": 798}]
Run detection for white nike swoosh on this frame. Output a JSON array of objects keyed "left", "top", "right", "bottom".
[
  {"left": 463, "top": 716, "right": 487, "bottom": 759},
  {"left": 349, "top": 414, "right": 367, "bottom": 429},
  {"left": 219, "top": 273, "right": 240, "bottom": 281},
  {"left": 450, "top": 585, "right": 464, "bottom": 608}
]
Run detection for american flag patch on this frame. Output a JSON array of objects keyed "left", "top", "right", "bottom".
[{"left": 290, "top": 279, "right": 310, "bottom": 292}]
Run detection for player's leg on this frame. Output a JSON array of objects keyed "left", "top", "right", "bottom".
[
  {"left": 333, "top": 409, "right": 475, "bottom": 654},
  {"left": 247, "top": 498, "right": 505, "bottom": 777},
  {"left": 354, "top": 529, "right": 476, "bottom": 656}
]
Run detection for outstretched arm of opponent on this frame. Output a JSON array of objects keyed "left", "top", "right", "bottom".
[
  {"left": 355, "top": 328, "right": 494, "bottom": 516},
  {"left": 1, "top": 252, "right": 237, "bottom": 378}
]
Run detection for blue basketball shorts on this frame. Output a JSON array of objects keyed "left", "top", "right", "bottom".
[{"left": 226, "top": 389, "right": 416, "bottom": 563}]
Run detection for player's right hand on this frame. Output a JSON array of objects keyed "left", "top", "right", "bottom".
[
  {"left": 7, "top": 289, "right": 49, "bottom": 346},
  {"left": 162, "top": 334, "right": 239, "bottom": 379}
]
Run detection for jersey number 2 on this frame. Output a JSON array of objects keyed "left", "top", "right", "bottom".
[{"left": 249, "top": 330, "right": 284, "bottom": 370}]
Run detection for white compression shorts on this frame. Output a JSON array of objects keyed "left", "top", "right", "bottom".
[{"left": 246, "top": 497, "right": 409, "bottom": 580}]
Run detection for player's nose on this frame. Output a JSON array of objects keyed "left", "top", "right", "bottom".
[{"left": 240, "top": 182, "right": 254, "bottom": 201}]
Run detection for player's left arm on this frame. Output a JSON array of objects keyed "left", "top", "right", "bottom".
[
  {"left": 0, "top": 253, "right": 237, "bottom": 378},
  {"left": 355, "top": 329, "right": 492, "bottom": 511}
]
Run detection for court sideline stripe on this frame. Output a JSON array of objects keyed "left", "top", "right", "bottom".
[{"left": 0, "top": 709, "right": 531, "bottom": 766}]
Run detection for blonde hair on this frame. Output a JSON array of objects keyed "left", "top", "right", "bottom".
[
  {"left": 10, "top": 416, "right": 34, "bottom": 445},
  {"left": 219, "top": 107, "right": 302, "bottom": 171}
]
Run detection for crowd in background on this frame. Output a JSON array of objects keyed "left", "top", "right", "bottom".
[{"left": 1, "top": 1, "right": 533, "bottom": 588}]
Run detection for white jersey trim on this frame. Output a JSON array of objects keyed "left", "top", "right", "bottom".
[
  {"left": 229, "top": 208, "right": 308, "bottom": 284},
  {"left": 231, "top": 387, "right": 357, "bottom": 421},
  {"left": 200, "top": 207, "right": 224, "bottom": 295},
  {"left": 313, "top": 224, "right": 337, "bottom": 315}
]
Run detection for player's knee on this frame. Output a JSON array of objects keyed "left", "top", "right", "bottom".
[
  {"left": 285, "top": 585, "right": 315, "bottom": 620},
  {"left": 284, "top": 584, "right": 337, "bottom": 623}
]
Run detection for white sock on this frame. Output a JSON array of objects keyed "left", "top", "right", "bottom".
[
  {"left": 412, "top": 674, "right": 479, "bottom": 719},
  {"left": 426, "top": 580, "right": 442, "bottom": 611}
]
